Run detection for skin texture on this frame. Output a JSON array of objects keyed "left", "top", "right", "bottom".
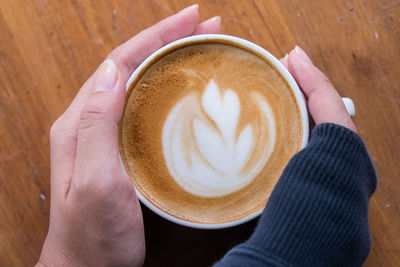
[
  {"left": 280, "top": 47, "right": 357, "bottom": 133},
  {"left": 37, "top": 5, "right": 221, "bottom": 267},
  {"left": 37, "top": 5, "right": 356, "bottom": 267}
]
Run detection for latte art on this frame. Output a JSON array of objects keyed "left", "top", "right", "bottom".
[
  {"left": 162, "top": 80, "right": 275, "bottom": 197},
  {"left": 119, "top": 42, "right": 303, "bottom": 224}
]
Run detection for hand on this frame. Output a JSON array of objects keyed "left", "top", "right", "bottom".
[
  {"left": 37, "top": 5, "right": 220, "bottom": 267},
  {"left": 280, "top": 46, "right": 357, "bottom": 133}
]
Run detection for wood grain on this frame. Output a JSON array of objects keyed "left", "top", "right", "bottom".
[{"left": 0, "top": 0, "right": 399, "bottom": 266}]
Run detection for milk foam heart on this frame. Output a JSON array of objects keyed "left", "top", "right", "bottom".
[{"left": 162, "top": 79, "right": 276, "bottom": 197}]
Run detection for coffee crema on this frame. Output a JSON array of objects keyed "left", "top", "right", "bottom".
[{"left": 119, "top": 41, "right": 303, "bottom": 224}]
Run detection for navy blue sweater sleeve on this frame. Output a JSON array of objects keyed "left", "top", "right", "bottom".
[{"left": 214, "top": 123, "right": 377, "bottom": 267}]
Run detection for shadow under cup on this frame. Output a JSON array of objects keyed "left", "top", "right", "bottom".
[{"left": 118, "top": 34, "right": 309, "bottom": 229}]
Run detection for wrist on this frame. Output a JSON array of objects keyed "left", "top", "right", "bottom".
[{"left": 37, "top": 235, "right": 77, "bottom": 267}]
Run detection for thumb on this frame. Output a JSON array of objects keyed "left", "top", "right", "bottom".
[{"left": 71, "top": 59, "right": 127, "bottom": 192}]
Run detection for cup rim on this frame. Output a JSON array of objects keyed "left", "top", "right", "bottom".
[{"left": 122, "top": 34, "right": 309, "bottom": 229}]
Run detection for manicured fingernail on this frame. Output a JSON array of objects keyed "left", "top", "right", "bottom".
[
  {"left": 181, "top": 4, "right": 199, "bottom": 13},
  {"left": 294, "top": 45, "right": 313, "bottom": 65},
  {"left": 95, "top": 59, "right": 118, "bottom": 92},
  {"left": 210, "top": 16, "right": 221, "bottom": 22}
]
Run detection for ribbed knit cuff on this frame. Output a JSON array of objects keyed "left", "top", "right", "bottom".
[
  {"left": 216, "top": 123, "right": 377, "bottom": 267},
  {"left": 309, "top": 123, "right": 376, "bottom": 197}
]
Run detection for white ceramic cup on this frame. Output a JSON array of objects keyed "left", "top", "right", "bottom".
[{"left": 123, "top": 34, "right": 355, "bottom": 229}]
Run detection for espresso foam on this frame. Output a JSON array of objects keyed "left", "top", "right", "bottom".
[
  {"left": 162, "top": 79, "right": 275, "bottom": 197},
  {"left": 119, "top": 42, "right": 302, "bottom": 224}
]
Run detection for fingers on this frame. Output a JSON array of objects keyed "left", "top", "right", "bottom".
[
  {"left": 108, "top": 4, "right": 200, "bottom": 79},
  {"left": 64, "top": 4, "right": 201, "bottom": 121},
  {"left": 280, "top": 53, "right": 288, "bottom": 69},
  {"left": 193, "top": 16, "right": 221, "bottom": 35},
  {"left": 287, "top": 46, "right": 357, "bottom": 132},
  {"left": 280, "top": 53, "right": 306, "bottom": 104},
  {"left": 50, "top": 5, "right": 221, "bottom": 200},
  {"left": 61, "top": 5, "right": 218, "bottom": 126},
  {"left": 65, "top": 5, "right": 220, "bottom": 120}
]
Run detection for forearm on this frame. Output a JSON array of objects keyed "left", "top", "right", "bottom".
[{"left": 215, "top": 123, "right": 377, "bottom": 266}]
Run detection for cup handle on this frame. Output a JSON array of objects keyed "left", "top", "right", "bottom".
[{"left": 342, "top": 98, "right": 355, "bottom": 117}]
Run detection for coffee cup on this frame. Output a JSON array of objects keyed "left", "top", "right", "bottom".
[{"left": 119, "top": 34, "right": 355, "bottom": 229}]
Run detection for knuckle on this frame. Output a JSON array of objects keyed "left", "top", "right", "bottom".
[
  {"left": 107, "top": 45, "right": 130, "bottom": 68},
  {"left": 321, "top": 76, "right": 333, "bottom": 87},
  {"left": 49, "top": 121, "right": 59, "bottom": 140},
  {"left": 73, "top": 168, "right": 121, "bottom": 200},
  {"left": 73, "top": 171, "right": 99, "bottom": 196},
  {"left": 107, "top": 44, "right": 137, "bottom": 72},
  {"left": 50, "top": 116, "right": 65, "bottom": 141},
  {"left": 314, "top": 68, "right": 334, "bottom": 88},
  {"left": 108, "top": 45, "right": 124, "bottom": 61},
  {"left": 49, "top": 114, "right": 79, "bottom": 150},
  {"left": 79, "top": 104, "right": 107, "bottom": 130}
]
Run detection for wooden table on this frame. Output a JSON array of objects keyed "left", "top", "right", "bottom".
[{"left": 1, "top": 0, "right": 399, "bottom": 266}]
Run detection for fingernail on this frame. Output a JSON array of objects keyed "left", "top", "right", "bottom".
[
  {"left": 294, "top": 45, "right": 313, "bottom": 65},
  {"left": 284, "top": 53, "right": 288, "bottom": 61},
  {"left": 95, "top": 59, "right": 118, "bottom": 92},
  {"left": 181, "top": 4, "right": 199, "bottom": 13},
  {"left": 210, "top": 16, "right": 221, "bottom": 22}
]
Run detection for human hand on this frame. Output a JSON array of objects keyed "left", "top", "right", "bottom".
[
  {"left": 280, "top": 46, "right": 357, "bottom": 133},
  {"left": 37, "top": 5, "right": 220, "bottom": 267}
]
